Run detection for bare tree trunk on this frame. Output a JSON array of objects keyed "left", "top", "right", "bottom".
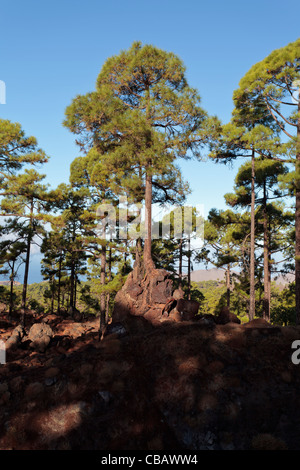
[
  {"left": 144, "top": 84, "right": 155, "bottom": 273},
  {"left": 69, "top": 257, "right": 75, "bottom": 312},
  {"left": 21, "top": 201, "right": 33, "bottom": 327},
  {"left": 226, "top": 265, "right": 231, "bottom": 308},
  {"left": 9, "top": 261, "right": 15, "bottom": 321},
  {"left": 106, "top": 244, "right": 112, "bottom": 324},
  {"left": 144, "top": 170, "right": 155, "bottom": 272},
  {"left": 187, "top": 234, "right": 191, "bottom": 300},
  {"left": 263, "top": 180, "right": 270, "bottom": 321},
  {"left": 51, "top": 276, "right": 54, "bottom": 315},
  {"left": 99, "top": 242, "right": 106, "bottom": 338},
  {"left": 178, "top": 237, "right": 183, "bottom": 288},
  {"left": 249, "top": 149, "right": 256, "bottom": 321},
  {"left": 57, "top": 255, "right": 62, "bottom": 314},
  {"left": 74, "top": 274, "right": 77, "bottom": 309}
]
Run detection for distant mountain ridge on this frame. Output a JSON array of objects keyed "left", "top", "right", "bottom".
[
  {"left": 190, "top": 268, "right": 229, "bottom": 282},
  {"left": 0, "top": 280, "right": 21, "bottom": 286},
  {"left": 189, "top": 268, "right": 294, "bottom": 286}
]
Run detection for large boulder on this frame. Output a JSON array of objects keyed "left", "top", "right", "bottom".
[
  {"left": 112, "top": 267, "right": 173, "bottom": 324},
  {"left": 28, "top": 323, "right": 54, "bottom": 352},
  {"left": 5, "top": 325, "right": 26, "bottom": 350}
]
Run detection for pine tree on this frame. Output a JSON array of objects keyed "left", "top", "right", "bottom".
[
  {"left": 196, "top": 209, "right": 243, "bottom": 310},
  {"left": 225, "top": 158, "right": 293, "bottom": 320},
  {"left": 47, "top": 184, "right": 89, "bottom": 316},
  {"left": 0, "top": 119, "right": 48, "bottom": 192},
  {"left": 0, "top": 220, "right": 27, "bottom": 319},
  {"left": 231, "top": 38, "right": 300, "bottom": 321},
  {"left": 64, "top": 41, "right": 208, "bottom": 273},
  {"left": 1, "top": 169, "right": 50, "bottom": 325},
  {"left": 209, "top": 88, "right": 286, "bottom": 320}
]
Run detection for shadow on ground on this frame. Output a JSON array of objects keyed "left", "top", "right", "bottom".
[{"left": 1, "top": 311, "right": 300, "bottom": 450}]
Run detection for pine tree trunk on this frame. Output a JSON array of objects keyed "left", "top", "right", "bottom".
[
  {"left": 135, "top": 237, "right": 142, "bottom": 267},
  {"left": 226, "top": 265, "right": 231, "bottom": 308},
  {"left": 21, "top": 202, "right": 33, "bottom": 326},
  {"left": 51, "top": 276, "right": 54, "bottom": 315},
  {"left": 296, "top": 100, "right": 300, "bottom": 324},
  {"left": 144, "top": 170, "right": 155, "bottom": 272},
  {"left": 106, "top": 245, "right": 112, "bottom": 324},
  {"left": 133, "top": 237, "right": 144, "bottom": 281},
  {"left": 57, "top": 255, "right": 62, "bottom": 314},
  {"left": 9, "top": 261, "right": 15, "bottom": 321},
  {"left": 124, "top": 239, "right": 128, "bottom": 272},
  {"left": 263, "top": 180, "right": 270, "bottom": 321},
  {"left": 99, "top": 242, "right": 106, "bottom": 337},
  {"left": 69, "top": 257, "right": 75, "bottom": 311},
  {"left": 74, "top": 274, "right": 77, "bottom": 309},
  {"left": 187, "top": 234, "right": 191, "bottom": 300},
  {"left": 144, "top": 83, "right": 155, "bottom": 273},
  {"left": 249, "top": 149, "right": 256, "bottom": 321},
  {"left": 178, "top": 237, "right": 183, "bottom": 288}
]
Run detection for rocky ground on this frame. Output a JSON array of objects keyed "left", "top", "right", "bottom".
[{"left": 1, "top": 309, "right": 300, "bottom": 451}]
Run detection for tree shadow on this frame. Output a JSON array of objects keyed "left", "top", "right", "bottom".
[{"left": 0, "top": 315, "right": 299, "bottom": 450}]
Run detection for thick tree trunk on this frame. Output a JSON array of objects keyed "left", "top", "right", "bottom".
[
  {"left": 144, "top": 84, "right": 155, "bottom": 273},
  {"left": 263, "top": 180, "right": 271, "bottom": 321},
  {"left": 144, "top": 170, "right": 155, "bottom": 272},
  {"left": 249, "top": 149, "right": 256, "bottom": 321}
]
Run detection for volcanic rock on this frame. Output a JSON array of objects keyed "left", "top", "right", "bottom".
[
  {"left": 112, "top": 267, "right": 173, "bottom": 324},
  {"left": 28, "top": 323, "right": 54, "bottom": 352}
]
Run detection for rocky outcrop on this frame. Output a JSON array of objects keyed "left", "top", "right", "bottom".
[
  {"left": 5, "top": 325, "right": 26, "bottom": 350},
  {"left": 112, "top": 267, "right": 243, "bottom": 328},
  {"left": 112, "top": 267, "right": 173, "bottom": 324},
  {"left": 27, "top": 323, "right": 54, "bottom": 352}
]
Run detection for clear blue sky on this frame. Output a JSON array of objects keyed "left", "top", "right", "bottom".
[{"left": 0, "top": 0, "right": 299, "bottom": 281}]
